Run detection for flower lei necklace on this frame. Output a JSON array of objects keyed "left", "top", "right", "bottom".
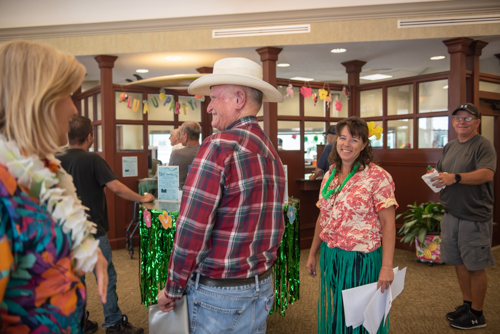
[
  {"left": 322, "top": 161, "right": 360, "bottom": 199},
  {"left": 0, "top": 138, "right": 99, "bottom": 272}
]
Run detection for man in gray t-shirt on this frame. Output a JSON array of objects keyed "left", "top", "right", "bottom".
[
  {"left": 169, "top": 121, "right": 201, "bottom": 189},
  {"left": 432, "top": 103, "right": 496, "bottom": 330}
]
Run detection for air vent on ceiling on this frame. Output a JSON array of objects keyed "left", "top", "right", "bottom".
[
  {"left": 398, "top": 14, "right": 500, "bottom": 28},
  {"left": 213, "top": 24, "right": 310, "bottom": 38}
]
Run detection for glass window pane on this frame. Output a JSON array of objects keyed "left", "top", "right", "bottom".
[
  {"left": 304, "top": 121, "right": 326, "bottom": 166},
  {"left": 116, "top": 124, "right": 144, "bottom": 151},
  {"left": 418, "top": 116, "right": 448, "bottom": 148},
  {"left": 419, "top": 80, "right": 448, "bottom": 113},
  {"left": 278, "top": 121, "right": 301, "bottom": 151},
  {"left": 330, "top": 91, "right": 348, "bottom": 118},
  {"left": 147, "top": 93, "right": 174, "bottom": 121},
  {"left": 148, "top": 125, "right": 174, "bottom": 165},
  {"left": 278, "top": 85, "right": 300, "bottom": 116},
  {"left": 387, "top": 119, "right": 413, "bottom": 149},
  {"left": 79, "top": 99, "right": 84, "bottom": 117},
  {"left": 179, "top": 96, "right": 201, "bottom": 122},
  {"left": 388, "top": 85, "right": 413, "bottom": 116},
  {"left": 479, "top": 81, "right": 500, "bottom": 93},
  {"left": 96, "top": 125, "right": 102, "bottom": 152},
  {"left": 366, "top": 120, "right": 383, "bottom": 148},
  {"left": 360, "top": 89, "right": 383, "bottom": 117},
  {"left": 116, "top": 92, "right": 143, "bottom": 120},
  {"left": 481, "top": 115, "right": 494, "bottom": 146},
  {"left": 87, "top": 96, "right": 94, "bottom": 121},
  {"left": 96, "top": 93, "right": 102, "bottom": 121},
  {"left": 304, "top": 88, "right": 325, "bottom": 117}
]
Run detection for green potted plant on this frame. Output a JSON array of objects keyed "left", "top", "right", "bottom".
[{"left": 396, "top": 201, "right": 445, "bottom": 264}]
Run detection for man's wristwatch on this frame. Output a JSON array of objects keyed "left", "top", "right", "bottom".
[{"left": 455, "top": 173, "right": 461, "bottom": 184}]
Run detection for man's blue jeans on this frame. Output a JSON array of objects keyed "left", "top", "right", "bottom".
[
  {"left": 185, "top": 273, "right": 274, "bottom": 334},
  {"left": 83, "top": 235, "right": 123, "bottom": 327}
]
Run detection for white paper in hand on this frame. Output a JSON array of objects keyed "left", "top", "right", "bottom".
[{"left": 421, "top": 170, "right": 443, "bottom": 193}]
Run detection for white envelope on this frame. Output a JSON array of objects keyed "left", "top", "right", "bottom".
[{"left": 421, "top": 170, "right": 444, "bottom": 193}]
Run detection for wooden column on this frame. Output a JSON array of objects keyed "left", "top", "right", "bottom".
[
  {"left": 341, "top": 60, "right": 366, "bottom": 117},
  {"left": 95, "top": 55, "right": 118, "bottom": 241},
  {"left": 443, "top": 37, "right": 473, "bottom": 141},
  {"left": 196, "top": 66, "right": 214, "bottom": 140},
  {"left": 257, "top": 47, "right": 282, "bottom": 148},
  {"left": 466, "top": 40, "right": 488, "bottom": 107}
]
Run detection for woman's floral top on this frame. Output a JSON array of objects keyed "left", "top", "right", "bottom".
[
  {"left": 317, "top": 163, "right": 399, "bottom": 253},
  {"left": 0, "top": 161, "right": 85, "bottom": 333}
]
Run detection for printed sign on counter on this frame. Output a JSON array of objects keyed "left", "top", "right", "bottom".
[{"left": 157, "top": 166, "right": 180, "bottom": 202}]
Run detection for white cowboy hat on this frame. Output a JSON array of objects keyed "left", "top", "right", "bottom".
[{"left": 188, "top": 57, "right": 284, "bottom": 103}]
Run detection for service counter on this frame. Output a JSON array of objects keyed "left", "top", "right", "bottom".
[{"left": 138, "top": 198, "right": 300, "bottom": 316}]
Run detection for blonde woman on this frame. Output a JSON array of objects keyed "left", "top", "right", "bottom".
[{"left": 0, "top": 40, "right": 107, "bottom": 333}]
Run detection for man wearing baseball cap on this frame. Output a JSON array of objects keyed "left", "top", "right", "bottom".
[
  {"left": 309, "top": 125, "right": 337, "bottom": 180},
  {"left": 157, "top": 58, "right": 286, "bottom": 332},
  {"left": 432, "top": 103, "right": 496, "bottom": 330}
]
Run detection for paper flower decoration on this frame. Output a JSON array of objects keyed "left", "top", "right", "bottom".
[
  {"left": 195, "top": 95, "right": 205, "bottom": 101},
  {"left": 285, "top": 84, "right": 294, "bottom": 98},
  {"left": 335, "top": 100, "right": 342, "bottom": 112},
  {"left": 159, "top": 212, "right": 173, "bottom": 229},
  {"left": 318, "top": 89, "right": 328, "bottom": 100},
  {"left": 144, "top": 209, "right": 151, "bottom": 228},
  {"left": 287, "top": 205, "right": 297, "bottom": 225},
  {"left": 368, "top": 121, "right": 383, "bottom": 140},
  {"left": 300, "top": 86, "right": 311, "bottom": 98}
]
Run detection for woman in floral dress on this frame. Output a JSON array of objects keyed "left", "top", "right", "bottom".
[
  {"left": 306, "top": 117, "right": 398, "bottom": 334},
  {"left": 0, "top": 40, "right": 108, "bottom": 333}
]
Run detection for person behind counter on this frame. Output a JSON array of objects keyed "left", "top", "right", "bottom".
[
  {"left": 157, "top": 57, "right": 286, "bottom": 333},
  {"left": 309, "top": 125, "right": 337, "bottom": 180},
  {"left": 0, "top": 40, "right": 108, "bottom": 333},
  {"left": 306, "top": 116, "right": 398, "bottom": 334},
  {"left": 168, "top": 121, "right": 201, "bottom": 189},
  {"left": 57, "top": 116, "right": 154, "bottom": 334}
]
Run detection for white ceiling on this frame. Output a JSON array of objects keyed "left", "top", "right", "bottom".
[{"left": 77, "top": 36, "right": 500, "bottom": 86}]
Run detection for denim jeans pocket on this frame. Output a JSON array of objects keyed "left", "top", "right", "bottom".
[{"left": 191, "top": 299, "right": 243, "bottom": 334}]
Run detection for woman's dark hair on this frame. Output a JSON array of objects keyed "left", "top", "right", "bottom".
[{"left": 328, "top": 116, "right": 375, "bottom": 172}]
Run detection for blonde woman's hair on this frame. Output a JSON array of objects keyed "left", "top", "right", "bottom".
[{"left": 0, "top": 40, "right": 85, "bottom": 157}]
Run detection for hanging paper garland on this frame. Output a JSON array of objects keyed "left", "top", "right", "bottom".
[
  {"left": 312, "top": 93, "right": 318, "bottom": 106},
  {"left": 151, "top": 96, "right": 159, "bottom": 108},
  {"left": 192, "top": 99, "right": 198, "bottom": 108},
  {"left": 335, "top": 100, "right": 343, "bottom": 112},
  {"left": 164, "top": 96, "right": 172, "bottom": 106},
  {"left": 181, "top": 103, "right": 187, "bottom": 115},
  {"left": 187, "top": 100, "right": 194, "bottom": 110},
  {"left": 133, "top": 99, "right": 140, "bottom": 112},
  {"left": 127, "top": 96, "right": 132, "bottom": 109},
  {"left": 300, "top": 86, "right": 311, "bottom": 98},
  {"left": 318, "top": 89, "right": 328, "bottom": 100},
  {"left": 120, "top": 93, "right": 128, "bottom": 102},
  {"left": 175, "top": 102, "right": 181, "bottom": 114},
  {"left": 342, "top": 85, "right": 350, "bottom": 99},
  {"left": 169, "top": 100, "right": 175, "bottom": 111},
  {"left": 159, "top": 88, "right": 166, "bottom": 101},
  {"left": 325, "top": 94, "right": 332, "bottom": 108},
  {"left": 194, "top": 95, "right": 205, "bottom": 102},
  {"left": 285, "top": 84, "right": 294, "bottom": 98},
  {"left": 143, "top": 100, "right": 149, "bottom": 114}
]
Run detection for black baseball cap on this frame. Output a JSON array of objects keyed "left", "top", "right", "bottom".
[
  {"left": 323, "top": 125, "right": 336, "bottom": 135},
  {"left": 452, "top": 103, "right": 479, "bottom": 118}
]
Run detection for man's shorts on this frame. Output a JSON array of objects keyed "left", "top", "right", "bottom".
[{"left": 440, "top": 213, "right": 495, "bottom": 271}]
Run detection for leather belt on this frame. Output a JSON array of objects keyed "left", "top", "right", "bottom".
[{"left": 192, "top": 267, "right": 273, "bottom": 287}]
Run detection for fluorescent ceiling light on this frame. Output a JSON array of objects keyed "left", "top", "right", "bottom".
[
  {"left": 360, "top": 74, "right": 393, "bottom": 81},
  {"left": 331, "top": 48, "right": 347, "bottom": 53},
  {"left": 166, "top": 56, "right": 182, "bottom": 60},
  {"left": 136, "top": 69, "right": 149, "bottom": 73},
  {"left": 290, "top": 77, "right": 314, "bottom": 81},
  {"left": 277, "top": 63, "right": 290, "bottom": 67},
  {"left": 430, "top": 55, "right": 445, "bottom": 60}
]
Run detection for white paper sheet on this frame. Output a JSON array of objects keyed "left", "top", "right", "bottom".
[
  {"left": 342, "top": 267, "right": 407, "bottom": 334},
  {"left": 421, "top": 170, "right": 444, "bottom": 193}
]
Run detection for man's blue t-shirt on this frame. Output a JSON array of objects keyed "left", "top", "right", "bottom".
[{"left": 317, "top": 144, "right": 333, "bottom": 175}]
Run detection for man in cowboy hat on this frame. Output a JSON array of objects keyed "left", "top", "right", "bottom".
[{"left": 158, "top": 58, "right": 286, "bottom": 332}]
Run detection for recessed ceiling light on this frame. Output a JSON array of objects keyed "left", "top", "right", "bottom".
[
  {"left": 331, "top": 48, "right": 347, "bottom": 53},
  {"left": 360, "top": 74, "right": 393, "bottom": 81},
  {"left": 136, "top": 69, "right": 149, "bottom": 73},
  {"left": 277, "top": 63, "right": 290, "bottom": 67},
  {"left": 430, "top": 55, "right": 445, "bottom": 60},
  {"left": 443, "top": 85, "right": 449, "bottom": 89},
  {"left": 166, "top": 56, "right": 182, "bottom": 60},
  {"left": 290, "top": 77, "right": 314, "bottom": 81}
]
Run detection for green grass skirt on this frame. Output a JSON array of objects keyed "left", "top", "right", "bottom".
[{"left": 318, "top": 243, "right": 389, "bottom": 334}]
